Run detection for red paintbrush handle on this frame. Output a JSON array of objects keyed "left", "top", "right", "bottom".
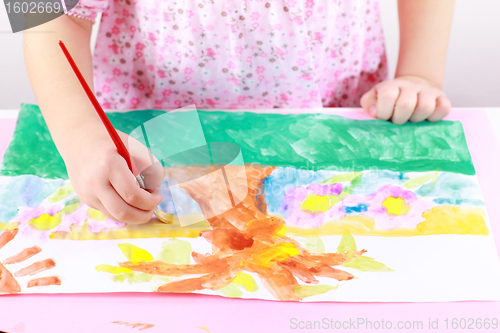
[{"left": 58, "top": 40, "right": 136, "bottom": 175}]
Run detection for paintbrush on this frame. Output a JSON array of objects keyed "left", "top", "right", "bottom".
[{"left": 58, "top": 40, "right": 145, "bottom": 189}]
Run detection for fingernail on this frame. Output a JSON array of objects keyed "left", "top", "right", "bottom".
[{"left": 368, "top": 106, "right": 376, "bottom": 117}]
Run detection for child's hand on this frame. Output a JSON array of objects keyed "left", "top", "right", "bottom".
[
  {"left": 64, "top": 127, "right": 163, "bottom": 224},
  {"left": 360, "top": 76, "right": 452, "bottom": 125}
]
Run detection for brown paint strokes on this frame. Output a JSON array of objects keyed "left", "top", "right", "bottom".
[
  {"left": 15, "top": 259, "right": 56, "bottom": 277},
  {"left": 27, "top": 276, "right": 61, "bottom": 288},
  {"left": 119, "top": 166, "right": 363, "bottom": 301},
  {"left": 0, "top": 263, "right": 21, "bottom": 294},
  {"left": 112, "top": 321, "right": 155, "bottom": 330},
  {"left": 3, "top": 246, "right": 42, "bottom": 265},
  {"left": 0, "top": 229, "right": 21, "bottom": 294},
  {"left": 0, "top": 229, "right": 18, "bottom": 250}
]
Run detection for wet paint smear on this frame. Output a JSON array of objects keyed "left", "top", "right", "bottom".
[
  {"left": 0, "top": 104, "right": 474, "bottom": 179},
  {"left": 27, "top": 276, "right": 61, "bottom": 288}
]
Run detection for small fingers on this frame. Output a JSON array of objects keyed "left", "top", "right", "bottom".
[
  {"left": 427, "top": 95, "right": 452, "bottom": 122},
  {"left": 409, "top": 91, "right": 437, "bottom": 123},
  {"left": 392, "top": 88, "right": 418, "bottom": 125},
  {"left": 375, "top": 85, "right": 400, "bottom": 121},
  {"left": 98, "top": 182, "right": 155, "bottom": 224},
  {"left": 90, "top": 200, "right": 119, "bottom": 222},
  {"left": 360, "top": 88, "right": 377, "bottom": 116},
  {"left": 141, "top": 161, "right": 165, "bottom": 193},
  {"left": 109, "top": 160, "right": 162, "bottom": 211}
]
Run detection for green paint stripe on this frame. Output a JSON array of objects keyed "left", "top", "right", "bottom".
[{"left": 0, "top": 104, "right": 475, "bottom": 179}]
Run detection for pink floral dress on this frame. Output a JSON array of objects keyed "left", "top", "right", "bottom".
[{"left": 68, "top": 0, "right": 388, "bottom": 110}]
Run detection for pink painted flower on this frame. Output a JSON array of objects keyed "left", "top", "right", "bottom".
[
  {"left": 157, "top": 70, "right": 166, "bottom": 78},
  {"left": 130, "top": 97, "right": 139, "bottom": 105},
  {"left": 102, "top": 85, "right": 111, "bottom": 93},
  {"left": 130, "top": 26, "right": 136, "bottom": 32},
  {"left": 256, "top": 66, "right": 265, "bottom": 74},
  {"left": 162, "top": 89, "right": 172, "bottom": 97},
  {"left": 112, "top": 68, "right": 122, "bottom": 76},
  {"left": 184, "top": 67, "right": 194, "bottom": 75},
  {"left": 122, "top": 83, "right": 130, "bottom": 89},
  {"left": 135, "top": 42, "right": 145, "bottom": 50},
  {"left": 111, "top": 25, "right": 119, "bottom": 34}
]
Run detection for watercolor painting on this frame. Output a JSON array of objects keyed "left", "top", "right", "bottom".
[{"left": 0, "top": 104, "right": 499, "bottom": 302}]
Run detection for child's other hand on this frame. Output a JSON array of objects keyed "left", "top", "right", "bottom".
[
  {"left": 360, "top": 76, "right": 451, "bottom": 125},
  {"left": 65, "top": 127, "right": 163, "bottom": 224}
]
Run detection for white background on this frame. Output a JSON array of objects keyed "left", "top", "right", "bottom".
[{"left": 0, "top": 0, "right": 499, "bottom": 109}]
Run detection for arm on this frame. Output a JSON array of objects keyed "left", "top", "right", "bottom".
[
  {"left": 396, "top": 0, "right": 455, "bottom": 87},
  {"left": 24, "top": 15, "right": 98, "bottom": 156},
  {"left": 361, "top": 0, "right": 455, "bottom": 124},
  {"left": 24, "top": 15, "right": 162, "bottom": 223}
]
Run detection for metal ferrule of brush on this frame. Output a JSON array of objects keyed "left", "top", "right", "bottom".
[{"left": 135, "top": 173, "right": 146, "bottom": 189}]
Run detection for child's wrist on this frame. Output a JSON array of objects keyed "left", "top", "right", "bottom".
[{"left": 393, "top": 74, "right": 442, "bottom": 90}]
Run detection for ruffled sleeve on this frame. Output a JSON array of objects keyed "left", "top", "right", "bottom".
[{"left": 66, "top": 0, "right": 109, "bottom": 24}]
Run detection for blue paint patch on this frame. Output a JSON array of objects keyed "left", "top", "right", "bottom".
[
  {"left": 0, "top": 175, "right": 63, "bottom": 222},
  {"left": 264, "top": 167, "right": 341, "bottom": 217},
  {"left": 341, "top": 203, "right": 369, "bottom": 214}
]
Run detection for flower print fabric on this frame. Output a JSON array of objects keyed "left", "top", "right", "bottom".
[{"left": 68, "top": 0, "right": 388, "bottom": 110}]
